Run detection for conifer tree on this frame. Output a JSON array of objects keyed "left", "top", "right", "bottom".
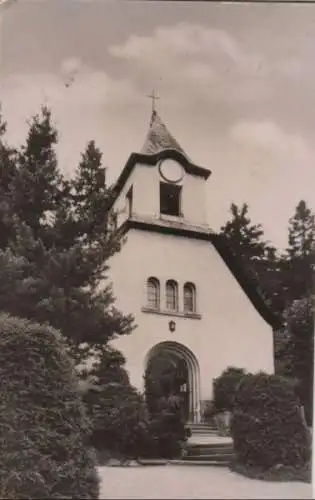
[
  {"left": 0, "top": 106, "right": 134, "bottom": 367},
  {"left": 220, "top": 203, "right": 269, "bottom": 265},
  {"left": 0, "top": 110, "right": 18, "bottom": 250},
  {"left": 88, "top": 347, "right": 130, "bottom": 387},
  {"left": 219, "top": 203, "right": 283, "bottom": 313},
  {"left": 12, "top": 107, "right": 63, "bottom": 240},
  {"left": 281, "top": 200, "right": 314, "bottom": 304},
  {"left": 277, "top": 201, "right": 314, "bottom": 424}
]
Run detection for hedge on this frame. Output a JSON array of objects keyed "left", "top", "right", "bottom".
[
  {"left": 0, "top": 313, "right": 100, "bottom": 499},
  {"left": 231, "top": 372, "right": 311, "bottom": 471}
]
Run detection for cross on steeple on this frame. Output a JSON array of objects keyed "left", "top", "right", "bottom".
[{"left": 147, "top": 89, "right": 160, "bottom": 114}]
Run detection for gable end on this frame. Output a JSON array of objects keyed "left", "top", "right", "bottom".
[{"left": 121, "top": 218, "right": 283, "bottom": 330}]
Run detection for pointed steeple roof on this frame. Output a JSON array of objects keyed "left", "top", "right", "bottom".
[
  {"left": 111, "top": 109, "right": 211, "bottom": 207},
  {"left": 141, "top": 110, "right": 188, "bottom": 157}
]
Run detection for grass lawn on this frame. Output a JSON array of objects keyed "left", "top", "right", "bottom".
[{"left": 98, "top": 465, "right": 312, "bottom": 499}]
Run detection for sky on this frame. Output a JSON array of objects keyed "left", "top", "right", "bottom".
[{"left": 0, "top": 0, "right": 314, "bottom": 250}]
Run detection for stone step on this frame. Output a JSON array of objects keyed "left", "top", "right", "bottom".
[
  {"left": 182, "top": 438, "right": 235, "bottom": 467},
  {"left": 189, "top": 423, "right": 217, "bottom": 429},
  {"left": 187, "top": 442, "right": 233, "bottom": 450},
  {"left": 169, "top": 459, "right": 230, "bottom": 467},
  {"left": 186, "top": 447, "right": 234, "bottom": 457},
  {"left": 184, "top": 453, "right": 234, "bottom": 462},
  {"left": 185, "top": 443, "right": 234, "bottom": 456},
  {"left": 189, "top": 424, "right": 217, "bottom": 431},
  {"left": 189, "top": 427, "right": 218, "bottom": 435},
  {"left": 191, "top": 431, "right": 218, "bottom": 436}
]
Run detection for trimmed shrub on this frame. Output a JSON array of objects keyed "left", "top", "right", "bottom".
[
  {"left": 230, "top": 459, "right": 311, "bottom": 484},
  {"left": 201, "top": 400, "right": 231, "bottom": 436},
  {"left": 83, "top": 381, "right": 151, "bottom": 462},
  {"left": 147, "top": 395, "right": 189, "bottom": 459},
  {"left": 231, "top": 372, "right": 311, "bottom": 470},
  {"left": 0, "top": 313, "right": 100, "bottom": 499},
  {"left": 213, "top": 366, "right": 247, "bottom": 413},
  {"left": 282, "top": 297, "right": 314, "bottom": 426},
  {"left": 202, "top": 399, "right": 216, "bottom": 422},
  {"left": 82, "top": 347, "right": 152, "bottom": 462},
  {"left": 214, "top": 412, "right": 232, "bottom": 437},
  {"left": 143, "top": 358, "right": 190, "bottom": 459}
]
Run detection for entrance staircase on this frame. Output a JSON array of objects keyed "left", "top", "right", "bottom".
[
  {"left": 171, "top": 422, "right": 235, "bottom": 467},
  {"left": 189, "top": 422, "right": 218, "bottom": 436}
]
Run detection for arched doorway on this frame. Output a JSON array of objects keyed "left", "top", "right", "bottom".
[{"left": 144, "top": 341, "right": 201, "bottom": 423}]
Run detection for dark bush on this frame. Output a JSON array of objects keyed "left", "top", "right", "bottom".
[
  {"left": 229, "top": 459, "right": 311, "bottom": 484},
  {"left": 83, "top": 381, "right": 151, "bottom": 461},
  {"left": 213, "top": 366, "right": 247, "bottom": 413},
  {"left": 202, "top": 399, "right": 216, "bottom": 422},
  {"left": 144, "top": 357, "right": 190, "bottom": 459},
  {"left": 282, "top": 297, "right": 314, "bottom": 427},
  {"left": 0, "top": 313, "right": 100, "bottom": 499},
  {"left": 231, "top": 372, "right": 311, "bottom": 470},
  {"left": 146, "top": 395, "right": 189, "bottom": 459},
  {"left": 82, "top": 346, "right": 153, "bottom": 462},
  {"left": 82, "top": 347, "right": 190, "bottom": 462}
]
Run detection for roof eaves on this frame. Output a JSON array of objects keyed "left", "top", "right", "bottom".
[{"left": 111, "top": 150, "right": 211, "bottom": 206}]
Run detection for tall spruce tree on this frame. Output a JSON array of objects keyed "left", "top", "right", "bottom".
[
  {"left": 281, "top": 200, "right": 314, "bottom": 304},
  {"left": 0, "top": 110, "right": 18, "bottom": 250},
  {"left": 219, "top": 203, "right": 283, "bottom": 313},
  {"left": 12, "top": 107, "right": 63, "bottom": 240},
  {"left": 220, "top": 203, "right": 269, "bottom": 265},
  {"left": 0, "top": 106, "right": 134, "bottom": 367},
  {"left": 276, "top": 201, "right": 314, "bottom": 425}
]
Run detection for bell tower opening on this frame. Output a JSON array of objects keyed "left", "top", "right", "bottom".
[
  {"left": 126, "top": 186, "right": 133, "bottom": 218},
  {"left": 110, "top": 109, "right": 211, "bottom": 229},
  {"left": 160, "top": 182, "right": 182, "bottom": 217}
]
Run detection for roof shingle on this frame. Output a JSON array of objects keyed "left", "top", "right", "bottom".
[{"left": 141, "top": 110, "right": 188, "bottom": 157}]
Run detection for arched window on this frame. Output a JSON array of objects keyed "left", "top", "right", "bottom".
[
  {"left": 183, "top": 282, "right": 196, "bottom": 313},
  {"left": 147, "top": 277, "right": 160, "bottom": 309},
  {"left": 166, "top": 280, "right": 178, "bottom": 311}
]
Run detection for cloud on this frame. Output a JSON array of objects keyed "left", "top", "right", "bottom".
[
  {"left": 108, "top": 21, "right": 315, "bottom": 115},
  {"left": 0, "top": 57, "right": 144, "bottom": 179},
  {"left": 109, "top": 23, "right": 260, "bottom": 73},
  {"left": 60, "top": 57, "right": 83, "bottom": 80},
  {"left": 0, "top": 57, "right": 141, "bottom": 128},
  {"left": 108, "top": 23, "right": 273, "bottom": 107},
  {"left": 202, "top": 119, "right": 315, "bottom": 248},
  {"left": 230, "top": 120, "right": 311, "bottom": 163},
  {"left": 228, "top": 120, "right": 315, "bottom": 215},
  {"left": 0, "top": 0, "right": 16, "bottom": 8}
]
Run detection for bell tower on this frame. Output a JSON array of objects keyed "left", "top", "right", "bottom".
[
  {"left": 112, "top": 110, "right": 212, "bottom": 232},
  {"left": 107, "top": 107, "right": 277, "bottom": 419}
]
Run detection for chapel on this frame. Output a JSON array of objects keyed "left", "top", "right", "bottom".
[{"left": 108, "top": 108, "right": 278, "bottom": 423}]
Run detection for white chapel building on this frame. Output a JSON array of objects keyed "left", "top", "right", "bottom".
[{"left": 108, "top": 110, "right": 278, "bottom": 423}]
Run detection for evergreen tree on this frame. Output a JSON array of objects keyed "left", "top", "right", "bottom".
[
  {"left": 281, "top": 200, "right": 314, "bottom": 304},
  {"left": 287, "top": 200, "right": 314, "bottom": 259},
  {"left": 0, "top": 110, "right": 18, "bottom": 250},
  {"left": 88, "top": 347, "right": 130, "bottom": 387},
  {"left": 0, "top": 106, "right": 134, "bottom": 367},
  {"left": 82, "top": 347, "right": 150, "bottom": 461},
  {"left": 276, "top": 201, "right": 314, "bottom": 425},
  {"left": 220, "top": 203, "right": 269, "bottom": 265},
  {"left": 12, "top": 107, "right": 63, "bottom": 240},
  {"left": 219, "top": 203, "right": 283, "bottom": 313}
]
